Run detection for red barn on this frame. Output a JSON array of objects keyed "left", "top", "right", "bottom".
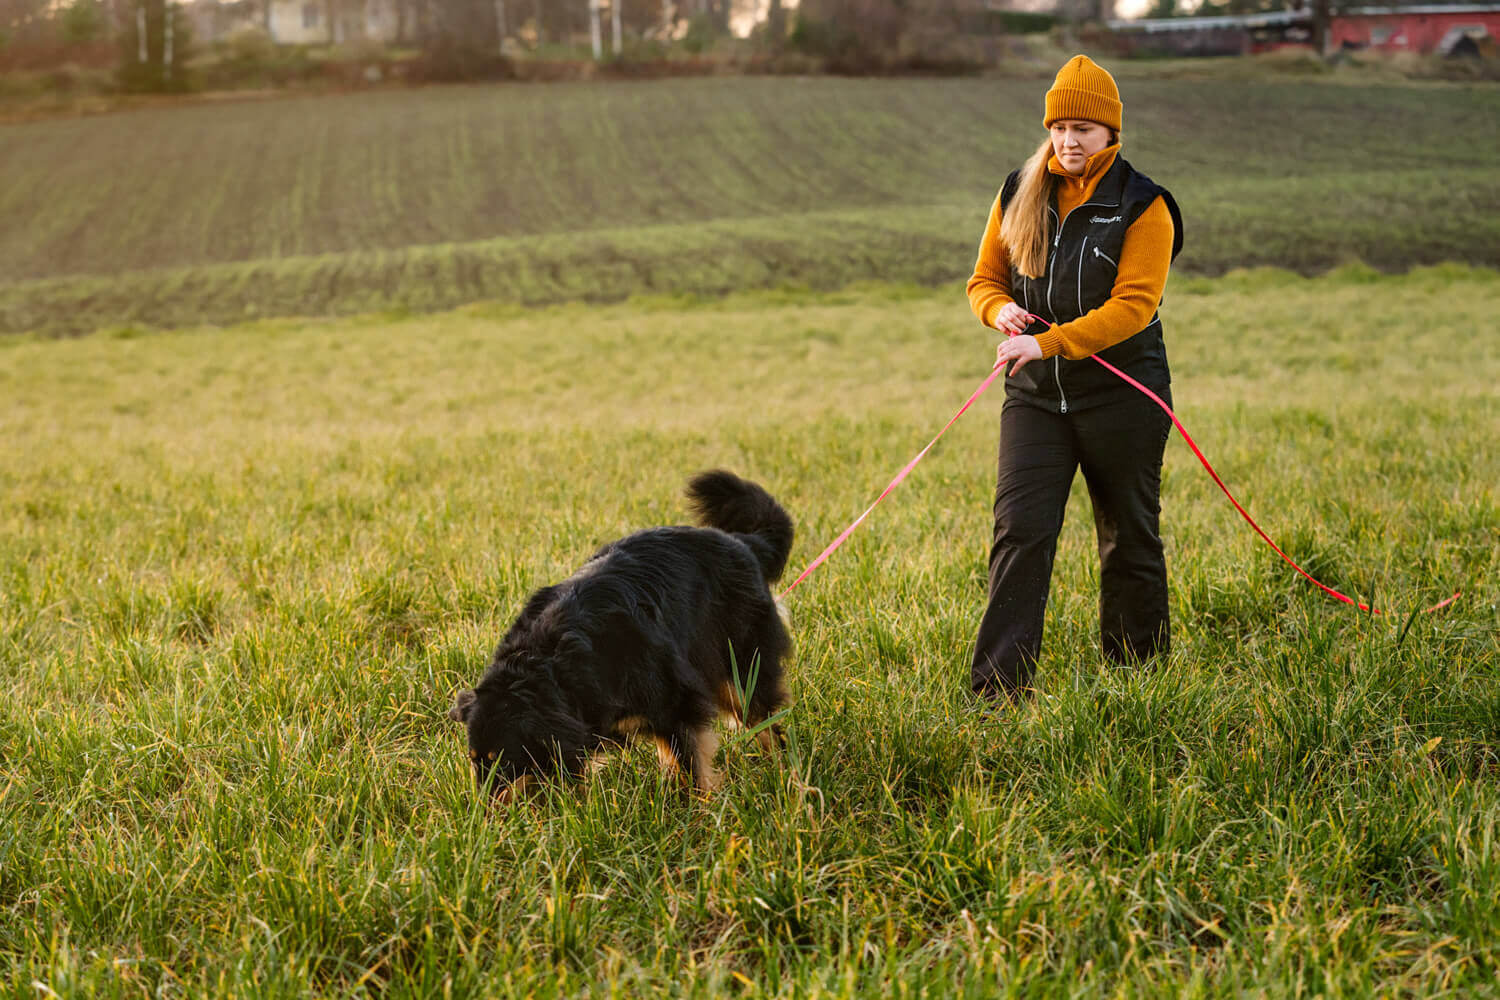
[
  {"left": 1108, "top": 3, "right": 1500, "bottom": 57},
  {"left": 1327, "top": 4, "right": 1500, "bottom": 55}
]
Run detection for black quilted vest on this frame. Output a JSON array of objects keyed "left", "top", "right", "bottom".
[{"left": 999, "top": 154, "right": 1184, "bottom": 413}]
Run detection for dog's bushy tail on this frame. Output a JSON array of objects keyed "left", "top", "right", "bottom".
[{"left": 686, "top": 470, "right": 795, "bottom": 583}]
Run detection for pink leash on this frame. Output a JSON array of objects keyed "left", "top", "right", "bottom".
[
  {"left": 779, "top": 362, "right": 1009, "bottom": 596},
  {"left": 781, "top": 315, "right": 1460, "bottom": 617}
]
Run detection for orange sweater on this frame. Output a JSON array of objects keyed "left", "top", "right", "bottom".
[{"left": 967, "top": 145, "right": 1175, "bottom": 361}]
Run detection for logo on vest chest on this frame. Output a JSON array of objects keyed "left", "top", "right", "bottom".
[{"left": 1090, "top": 215, "right": 1123, "bottom": 225}]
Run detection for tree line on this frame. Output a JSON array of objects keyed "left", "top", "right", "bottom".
[
  {"left": 2, "top": 0, "right": 1057, "bottom": 85},
  {"left": 5, "top": 0, "right": 1478, "bottom": 92}
]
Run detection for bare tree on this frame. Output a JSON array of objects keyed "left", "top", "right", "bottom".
[
  {"left": 705, "top": 0, "right": 729, "bottom": 32},
  {"left": 766, "top": 0, "right": 786, "bottom": 46},
  {"left": 118, "top": 0, "right": 189, "bottom": 90},
  {"left": 1310, "top": 0, "right": 1331, "bottom": 53},
  {"left": 1055, "top": 0, "right": 1112, "bottom": 22}
]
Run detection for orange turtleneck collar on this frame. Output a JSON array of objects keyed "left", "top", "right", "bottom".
[{"left": 1047, "top": 143, "right": 1121, "bottom": 219}]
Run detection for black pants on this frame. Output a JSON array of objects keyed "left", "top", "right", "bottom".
[{"left": 971, "top": 388, "right": 1173, "bottom": 701}]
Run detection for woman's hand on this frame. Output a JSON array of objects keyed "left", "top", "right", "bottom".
[
  {"left": 995, "top": 334, "right": 1042, "bottom": 374},
  {"left": 992, "top": 302, "right": 1032, "bottom": 337}
]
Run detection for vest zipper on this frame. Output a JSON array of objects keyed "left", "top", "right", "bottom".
[
  {"left": 1044, "top": 228, "right": 1069, "bottom": 414},
  {"left": 1093, "top": 245, "right": 1118, "bottom": 269},
  {"left": 1047, "top": 191, "right": 1117, "bottom": 415},
  {"left": 1045, "top": 206, "right": 1061, "bottom": 321},
  {"left": 1077, "top": 238, "right": 1089, "bottom": 316}
]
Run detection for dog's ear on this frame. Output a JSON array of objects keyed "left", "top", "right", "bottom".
[{"left": 448, "top": 689, "right": 477, "bottom": 723}]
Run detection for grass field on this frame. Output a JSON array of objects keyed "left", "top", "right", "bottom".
[
  {"left": 2, "top": 257, "right": 1498, "bottom": 994},
  {"left": 3, "top": 74, "right": 1499, "bottom": 334}
]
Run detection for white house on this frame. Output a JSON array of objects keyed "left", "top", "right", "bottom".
[{"left": 266, "top": 0, "right": 401, "bottom": 44}]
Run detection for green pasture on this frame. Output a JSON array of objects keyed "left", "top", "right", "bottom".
[
  {"left": 2, "top": 74, "right": 1499, "bottom": 335},
  {"left": 2, "top": 262, "right": 1497, "bottom": 995}
]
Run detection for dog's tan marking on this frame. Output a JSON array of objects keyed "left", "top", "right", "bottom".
[
  {"left": 487, "top": 751, "right": 498, "bottom": 761},
  {"left": 612, "top": 715, "right": 651, "bottom": 739},
  {"left": 692, "top": 726, "right": 722, "bottom": 795},
  {"left": 495, "top": 775, "right": 532, "bottom": 804},
  {"left": 718, "top": 681, "right": 785, "bottom": 756},
  {"left": 717, "top": 682, "right": 745, "bottom": 723},
  {"left": 652, "top": 737, "right": 680, "bottom": 775}
]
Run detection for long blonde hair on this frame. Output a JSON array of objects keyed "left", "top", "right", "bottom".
[{"left": 999, "top": 136, "right": 1057, "bottom": 280}]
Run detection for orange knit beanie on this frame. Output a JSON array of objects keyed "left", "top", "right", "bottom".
[{"left": 1043, "top": 55, "right": 1122, "bottom": 131}]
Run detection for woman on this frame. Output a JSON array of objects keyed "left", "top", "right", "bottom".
[{"left": 967, "top": 54, "right": 1184, "bottom": 702}]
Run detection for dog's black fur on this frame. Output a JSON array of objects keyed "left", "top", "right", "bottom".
[{"left": 448, "top": 470, "right": 794, "bottom": 797}]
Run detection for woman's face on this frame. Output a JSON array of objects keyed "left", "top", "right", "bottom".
[{"left": 1050, "top": 119, "right": 1112, "bottom": 175}]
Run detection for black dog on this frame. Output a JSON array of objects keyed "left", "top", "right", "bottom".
[{"left": 448, "top": 470, "right": 794, "bottom": 798}]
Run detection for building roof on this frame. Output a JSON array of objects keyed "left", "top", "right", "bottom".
[
  {"left": 1108, "top": 4, "right": 1500, "bottom": 33},
  {"left": 1107, "top": 9, "right": 1304, "bottom": 32}
]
